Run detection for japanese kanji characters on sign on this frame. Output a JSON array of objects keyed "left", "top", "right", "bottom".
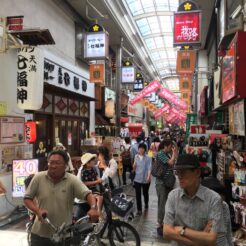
[
  {"left": 89, "top": 64, "right": 105, "bottom": 85},
  {"left": 174, "top": 11, "right": 201, "bottom": 46},
  {"left": 122, "top": 66, "right": 135, "bottom": 83},
  {"left": 17, "top": 47, "right": 44, "bottom": 110},
  {"left": 176, "top": 50, "right": 196, "bottom": 74},
  {"left": 84, "top": 32, "right": 109, "bottom": 59}
]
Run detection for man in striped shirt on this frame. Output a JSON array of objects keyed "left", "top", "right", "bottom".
[{"left": 164, "top": 154, "right": 226, "bottom": 246}]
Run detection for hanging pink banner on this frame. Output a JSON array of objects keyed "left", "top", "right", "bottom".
[
  {"left": 129, "top": 80, "right": 161, "bottom": 105},
  {"left": 154, "top": 104, "right": 170, "bottom": 119},
  {"left": 159, "top": 87, "right": 187, "bottom": 110}
]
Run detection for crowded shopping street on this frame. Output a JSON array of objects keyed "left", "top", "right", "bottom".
[{"left": 1, "top": 0, "right": 246, "bottom": 245}]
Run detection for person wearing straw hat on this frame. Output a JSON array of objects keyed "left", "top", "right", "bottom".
[
  {"left": 163, "top": 154, "right": 226, "bottom": 246},
  {"left": 53, "top": 143, "right": 75, "bottom": 175},
  {"left": 74, "top": 153, "right": 103, "bottom": 220}
]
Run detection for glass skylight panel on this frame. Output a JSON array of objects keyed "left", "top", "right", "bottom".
[
  {"left": 145, "top": 38, "right": 156, "bottom": 49},
  {"left": 136, "top": 18, "right": 151, "bottom": 36},
  {"left": 167, "top": 50, "right": 176, "bottom": 58},
  {"left": 151, "top": 51, "right": 160, "bottom": 60},
  {"left": 164, "top": 36, "right": 173, "bottom": 47},
  {"left": 147, "top": 16, "right": 160, "bottom": 34},
  {"left": 169, "top": 0, "right": 179, "bottom": 11},
  {"left": 156, "top": 63, "right": 164, "bottom": 69},
  {"left": 126, "top": 0, "right": 144, "bottom": 16},
  {"left": 159, "top": 50, "right": 167, "bottom": 59},
  {"left": 155, "top": 0, "right": 170, "bottom": 11},
  {"left": 154, "top": 37, "right": 164, "bottom": 48},
  {"left": 159, "top": 16, "right": 172, "bottom": 33},
  {"left": 141, "top": 0, "right": 155, "bottom": 13}
]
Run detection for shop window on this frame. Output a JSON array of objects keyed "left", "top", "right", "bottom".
[
  {"left": 55, "top": 96, "right": 67, "bottom": 115},
  {"left": 80, "top": 102, "right": 89, "bottom": 118},
  {"left": 68, "top": 99, "right": 79, "bottom": 116}
]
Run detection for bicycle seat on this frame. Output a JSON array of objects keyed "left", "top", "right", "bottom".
[{"left": 73, "top": 223, "right": 94, "bottom": 234}]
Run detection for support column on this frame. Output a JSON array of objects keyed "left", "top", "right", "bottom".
[{"left": 115, "top": 38, "right": 123, "bottom": 137}]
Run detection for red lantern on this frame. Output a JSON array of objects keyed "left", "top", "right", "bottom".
[{"left": 25, "top": 121, "right": 37, "bottom": 143}]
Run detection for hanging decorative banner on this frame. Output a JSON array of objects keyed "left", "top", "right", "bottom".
[
  {"left": 129, "top": 80, "right": 161, "bottom": 105},
  {"left": 159, "top": 87, "right": 187, "bottom": 110},
  {"left": 154, "top": 104, "right": 171, "bottom": 119},
  {"left": 84, "top": 24, "right": 109, "bottom": 59},
  {"left": 176, "top": 50, "right": 196, "bottom": 74},
  {"left": 179, "top": 75, "right": 192, "bottom": 91},
  {"left": 89, "top": 64, "right": 105, "bottom": 85},
  {"left": 25, "top": 121, "right": 37, "bottom": 143},
  {"left": 17, "top": 47, "right": 44, "bottom": 110},
  {"left": 174, "top": 1, "right": 201, "bottom": 46}
]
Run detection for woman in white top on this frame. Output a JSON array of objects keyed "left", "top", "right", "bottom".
[{"left": 98, "top": 146, "right": 119, "bottom": 189}]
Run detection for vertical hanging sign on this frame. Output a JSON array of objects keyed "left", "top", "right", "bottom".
[
  {"left": 133, "top": 72, "right": 144, "bottom": 90},
  {"left": 89, "top": 64, "right": 105, "bottom": 86},
  {"left": 122, "top": 61, "right": 135, "bottom": 83},
  {"left": 17, "top": 47, "right": 44, "bottom": 110},
  {"left": 174, "top": 1, "right": 201, "bottom": 46},
  {"left": 84, "top": 24, "right": 109, "bottom": 59}
]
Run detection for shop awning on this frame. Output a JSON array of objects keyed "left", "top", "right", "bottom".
[{"left": 95, "top": 112, "right": 110, "bottom": 126}]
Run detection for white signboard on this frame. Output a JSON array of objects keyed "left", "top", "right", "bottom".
[
  {"left": 17, "top": 47, "right": 44, "bottom": 110},
  {"left": 43, "top": 51, "right": 94, "bottom": 98},
  {"left": 128, "top": 103, "right": 143, "bottom": 118},
  {"left": 84, "top": 32, "right": 109, "bottom": 59},
  {"left": 122, "top": 66, "right": 135, "bottom": 83}
]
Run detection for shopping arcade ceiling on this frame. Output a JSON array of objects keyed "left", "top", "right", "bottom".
[{"left": 63, "top": 0, "right": 215, "bottom": 94}]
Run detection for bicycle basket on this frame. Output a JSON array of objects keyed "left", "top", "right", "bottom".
[{"left": 110, "top": 195, "right": 133, "bottom": 217}]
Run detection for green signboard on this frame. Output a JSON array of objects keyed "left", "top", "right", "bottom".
[{"left": 185, "top": 113, "right": 197, "bottom": 139}]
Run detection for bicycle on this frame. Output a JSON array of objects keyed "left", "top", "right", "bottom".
[{"left": 26, "top": 186, "right": 140, "bottom": 246}]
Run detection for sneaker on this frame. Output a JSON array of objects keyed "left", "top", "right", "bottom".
[{"left": 157, "top": 226, "right": 163, "bottom": 236}]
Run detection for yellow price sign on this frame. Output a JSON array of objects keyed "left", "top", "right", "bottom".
[{"left": 0, "top": 101, "right": 7, "bottom": 115}]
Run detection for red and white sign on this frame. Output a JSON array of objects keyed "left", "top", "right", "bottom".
[
  {"left": 159, "top": 87, "right": 187, "bottom": 110},
  {"left": 25, "top": 121, "right": 37, "bottom": 143},
  {"left": 174, "top": 11, "right": 201, "bottom": 46},
  {"left": 129, "top": 80, "right": 161, "bottom": 105},
  {"left": 154, "top": 104, "right": 170, "bottom": 119}
]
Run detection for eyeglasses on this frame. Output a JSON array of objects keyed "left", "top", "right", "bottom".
[
  {"left": 175, "top": 169, "right": 194, "bottom": 176},
  {"left": 48, "top": 161, "right": 65, "bottom": 167}
]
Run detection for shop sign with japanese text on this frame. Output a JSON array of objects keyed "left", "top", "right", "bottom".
[
  {"left": 84, "top": 24, "right": 109, "bottom": 59},
  {"left": 17, "top": 47, "right": 44, "bottom": 110},
  {"left": 174, "top": 11, "right": 201, "bottom": 46},
  {"left": 43, "top": 51, "right": 94, "bottom": 99},
  {"left": 122, "top": 66, "right": 135, "bottom": 83},
  {"left": 89, "top": 64, "right": 105, "bottom": 85},
  {"left": 176, "top": 50, "right": 196, "bottom": 74}
]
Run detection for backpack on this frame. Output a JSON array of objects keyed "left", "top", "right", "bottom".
[
  {"left": 121, "top": 147, "right": 131, "bottom": 167},
  {"left": 151, "top": 156, "right": 165, "bottom": 178}
]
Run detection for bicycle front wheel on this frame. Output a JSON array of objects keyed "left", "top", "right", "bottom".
[{"left": 108, "top": 220, "right": 140, "bottom": 246}]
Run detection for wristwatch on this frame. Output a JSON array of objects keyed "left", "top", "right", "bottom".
[
  {"left": 180, "top": 226, "right": 186, "bottom": 236},
  {"left": 91, "top": 204, "right": 97, "bottom": 209}
]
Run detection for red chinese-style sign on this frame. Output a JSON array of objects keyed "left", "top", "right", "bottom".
[
  {"left": 174, "top": 11, "right": 201, "bottom": 46},
  {"left": 25, "top": 121, "right": 37, "bottom": 143}
]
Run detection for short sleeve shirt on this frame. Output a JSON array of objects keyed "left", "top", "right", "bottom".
[
  {"left": 164, "top": 185, "right": 226, "bottom": 246},
  {"left": 81, "top": 167, "right": 98, "bottom": 192},
  {"left": 24, "top": 171, "right": 91, "bottom": 238}
]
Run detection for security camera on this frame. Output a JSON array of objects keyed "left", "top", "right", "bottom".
[{"left": 230, "top": 5, "right": 242, "bottom": 19}]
